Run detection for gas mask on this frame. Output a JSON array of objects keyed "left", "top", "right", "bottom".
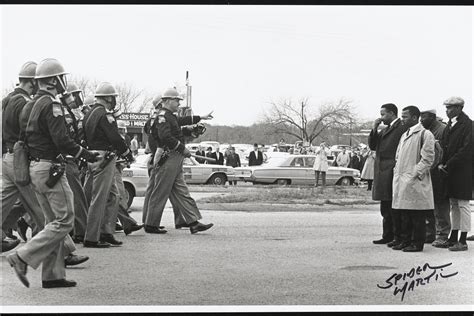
[
  {"left": 46, "top": 75, "right": 67, "bottom": 94},
  {"left": 60, "top": 90, "right": 84, "bottom": 109}
]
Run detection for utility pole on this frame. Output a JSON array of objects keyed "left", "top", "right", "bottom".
[{"left": 349, "top": 118, "right": 353, "bottom": 147}]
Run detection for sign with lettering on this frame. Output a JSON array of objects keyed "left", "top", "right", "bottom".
[{"left": 118, "top": 112, "right": 150, "bottom": 128}]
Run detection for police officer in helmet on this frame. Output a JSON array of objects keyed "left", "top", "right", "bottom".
[
  {"left": 82, "top": 82, "right": 134, "bottom": 248},
  {"left": 6, "top": 58, "right": 99, "bottom": 289},
  {"left": 145, "top": 87, "right": 214, "bottom": 234}
]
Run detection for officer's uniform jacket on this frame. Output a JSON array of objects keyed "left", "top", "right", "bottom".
[
  {"left": 151, "top": 107, "right": 201, "bottom": 153},
  {"left": 2, "top": 87, "right": 31, "bottom": 153},
  {"left": 18, "top": 90, "right": 84, "bottom": 160},
  {"left": 83, "top": 103, "right": 129, "bottom": 156}
]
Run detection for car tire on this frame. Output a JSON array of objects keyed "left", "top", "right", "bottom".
[
  {"left": 276, "top": 179, "right": 290, "bottom": 186},
  {"left": 338, "top": 177, "right": 353, "bottom": 186},
  {"left": 124, "top": 183, "right": 135, "bottom": 209},
  {"left": 208, "top": 173, "right": 226, "bottom": 185}
]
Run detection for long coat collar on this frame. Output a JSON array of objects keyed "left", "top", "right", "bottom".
[
  {"left": 449, "top": 111, "right": 469, "bottom": 133},
  {"left": 403, "top": 122, "right": 423, "bottom": 141},
  {"left": 382, "top": 118, "right": 401, "bottom": 138}
]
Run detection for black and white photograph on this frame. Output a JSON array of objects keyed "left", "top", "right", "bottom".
[{"left": 1, "top": 4, "right": 473, "bottom": 313}]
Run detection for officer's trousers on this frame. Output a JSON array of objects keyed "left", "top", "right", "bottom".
[
  {"left": 145, "top": 151, "right": 201, "bottom": 227},
  {"left": 143, "top": 165, "right": 186, "bottom": 227},
  {"left": 84, "top": 153, "right": 119, "bottom": 242},
  {"left": 65, "top": 160, "right": 89, "bottom": 237},
  {"left": 1, "top": 153, "right": 43, "bottom": 239},
  {"left": 114, "top": 165, "right": 137, "bottom": 230},
  {"left": 17, "top": 161, "right": 74, "bottom": 281}
]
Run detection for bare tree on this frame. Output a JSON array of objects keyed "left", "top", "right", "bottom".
[
  {"left": 134, "top": 92, "right": 154, "bottom": 113},
  {"left": 115, "top": 82, "right": 144, "bottom": 113},
  {"left": 264, "top": 97, "right": 355, "bottom": 145}
]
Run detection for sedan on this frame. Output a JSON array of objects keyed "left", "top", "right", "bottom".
[
  {"left": 121, "top": 154, "right": 235, "bottom": 207},
  {"left": 233, "top": 154, "right": 360, "bottom": 186}
]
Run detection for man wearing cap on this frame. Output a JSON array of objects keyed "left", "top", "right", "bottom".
[
  {"left": 82, "top": 82, "right": 134, "bottom": 248},
  {"left": 438, "top": 97, "right": 472, "bottom": 251},
  {"left": 420, "top": 109, "right": 450, "bottom": 247},
  {"left": 145, "top": 87, "right": 215, "bottom": 234}
]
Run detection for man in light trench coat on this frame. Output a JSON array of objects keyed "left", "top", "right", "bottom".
[{"left": 392, "top": 106, "right": 435, "bottom": 252}]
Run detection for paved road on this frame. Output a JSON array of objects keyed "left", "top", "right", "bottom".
[{"left": 1, "top": 192, "right": 473, "bottom": 310}]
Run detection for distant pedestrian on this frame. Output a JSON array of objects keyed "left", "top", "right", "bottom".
[
  {"left": 368, "top": 103, "right": 409, "bottom": 246},
  {"left": 336, "top": 148, "right": 351, "bottom": 167},
  {"left": 438, "top": 97, "right": 472, "bottom": 251},
  {"left": 225, "top": 147, "right": 241, "bottom": 185},
  {"left": 361, "top": 150, "right": 375, "bottom": 191},
  {"left": 313, "top": 142, "right": 329, "bottom": 187},
  {"left": 195, "top": 145, "right": 206, "bottom": 164},
  {"left": 392, "top": 106, "right": 435, "bottom": 252},
  {"left": 130, "top": 135, "right": 139, "bottom": 156},
  {"left": 205, "top": 147, "right": 213, "bottom": 164},
  {"left": 211, "top": 146, "right": 224, "bottom": 165},
  {"left": 248, "top": 143, "right": 263, "bottom": 166}
]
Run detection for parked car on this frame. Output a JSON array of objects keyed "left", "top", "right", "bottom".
[
  {"left": 121, "top": 154, "right": 236, "bottom": 207},
  {"left": 233, "top": 154, "right": 360, "bottom": 186}
]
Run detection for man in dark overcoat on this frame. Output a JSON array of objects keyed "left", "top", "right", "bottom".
[
  {"left": 368, "top": 103, "right": 409, "bottom": 245},
  {"left": 437, "top": 97, "right": 472, "bottom": 251}
]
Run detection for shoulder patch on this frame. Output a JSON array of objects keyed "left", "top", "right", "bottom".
[
  {"left": 106, "top": 113, "right": 115, "bottom": 124},
  {"left": 52, "top": 102, "right": 64, "bottom": 117}
]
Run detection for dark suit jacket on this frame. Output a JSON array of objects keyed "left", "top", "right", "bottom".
[
  {"left": 440, "top": 111, "right": 472, "bottom": 200},
  {"left": 195, "top": 150, "right": 206, "bottom": 163},
  {"left": 248, "top": 150, "right": 263, "bottom": 166},
  {"left": 210, "top": 152, "right": 224, "bottom": 165},
  {"left": 368, "top": 118, "right": 409, "bottom": 201}
]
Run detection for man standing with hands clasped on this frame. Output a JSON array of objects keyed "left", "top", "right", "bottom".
[
  {"left": 437, "top": 97, "right": 472, "bottom": 251},
  {"left": 392, "top": 106, "right": 435, "bottom": 252}
]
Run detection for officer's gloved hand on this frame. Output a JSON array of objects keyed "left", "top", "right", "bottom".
[
  {"left": 124, "top": 152, "right": 135, "bottom": 164},
  {"left": 182, "top": 148, "right": 192, "bottom": 158},
  {"left": 81, "top": 149, "right": 100, "bottom": 163}
]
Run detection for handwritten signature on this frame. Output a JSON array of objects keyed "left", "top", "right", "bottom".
[{"left": 377, "top": 262, "right": 458, "bottom": 301}]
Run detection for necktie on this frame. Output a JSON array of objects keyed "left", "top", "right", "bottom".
[
  {"left": 406, "top": 128, "right": 410, "bottom": 136},
  {"left": 447, "top": 119, "right": 452, "bottom": 128}
]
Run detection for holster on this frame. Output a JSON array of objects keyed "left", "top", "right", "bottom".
[
  {"left": 45, "top": 163, "right": 66, "bottom": 188},
  {"left": 95, "top": 151, "right": 116, "bottom": 174},
  {"left": 156, "top": 148, "right": 170, "bottom": 167}
]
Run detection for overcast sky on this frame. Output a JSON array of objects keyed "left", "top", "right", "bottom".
[{"left": 1, "top": 5, "right": 472, "bottom": 126}]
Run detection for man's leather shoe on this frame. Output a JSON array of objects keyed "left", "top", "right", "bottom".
[
  {"left": 190, "top": 222, "right": 214, "bottom": 234},
  {"left": 448, "top": 242, "right": 468, "bottom": 251},
  {"left": 466, "top": 235, "right": 474, "bottom": 241},
  {"left": 392, "top": 242, "right": 410, "bottom": 250},
  {"left": 65, "top": 254, "right": 89, "bottom": 266},
  {"left": 42, "top": 279, "right": 77, "bottom": 289},
  {"left": 424, "top": 237, "right": 436, "bottom": 244},
  {"left": 387, "top": 240, "right": 401, "bottom": 248},
  {"left": 100, "top": 234, "right": 123, "bottom": 246},
  {"left": 17, "top": 217, "right": 29, "bottom": 242},
  {"left": 402, "top": 244, "right": 423, "bottom": 252},
  {"left": 83, "top": 240, "right": 110, "bottom": 248},
  {"left": 432, "top": 239, "right": 456, "bottom": 248},
  {"left": 372, "top": 238, "right": 391, "bottom": 245},
  {"left": 124, "top": 224, "right": 144, "bottom": 236},
  {"left": 72, "top": 235, "right": 84, "bottom": 244},
  {"left": 115, "top": 223, "right": 123, "bottom": 232},
  {"left": 2, "top": 239, "right": 21, "bottom": 252},
  {"left": 6, "top": 253, "right": 29, "bottom": 288},
  {"left": 175, "top": 223, "right": 191, "bottom": 229},
  {"left": 144, "top": 225, "right": 167, "bottom": 234}
]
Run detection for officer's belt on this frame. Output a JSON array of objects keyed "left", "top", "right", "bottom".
[{"left": 28, "top": 148, "right": 59, "bottom": 161}]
